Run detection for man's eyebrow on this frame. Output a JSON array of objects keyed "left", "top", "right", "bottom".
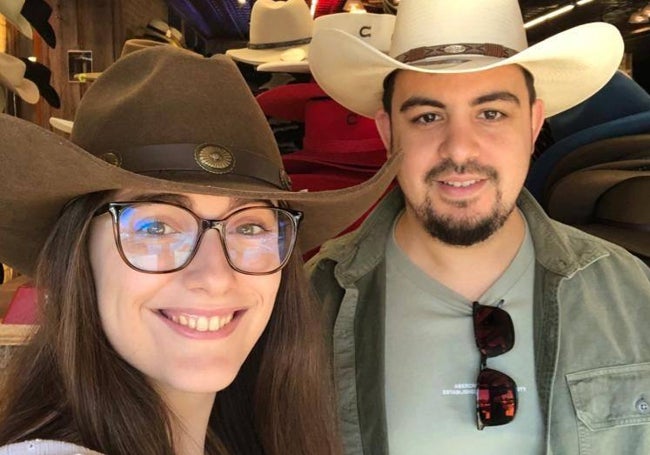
[
  {"left": 399, "top": 96, "right": 445, "bottom": 113},
  {"left": 472, "top": 91, "right": 521, "bottom": 106}
]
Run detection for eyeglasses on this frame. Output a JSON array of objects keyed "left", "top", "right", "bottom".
[
  {"left": 94, "top": 201, "right": 303, "bottom": 275},
  {"left": 473, "top": 301, "right": 517, "bottom": 430}
]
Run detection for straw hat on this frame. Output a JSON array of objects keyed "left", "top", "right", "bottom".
[
  {"left": 0, "top": 46, "right": 399, "bottom": 275},
  {"left": 0, "top": 52, "right": 39, "bottom": 104},
  {"left": 257, "top": 12, "right": 395, "bottom": 74},
  {"left": 308, "top": 0, "right": 624, "bottom": 118},
  {"left": 225, "top": 0, "right": 313, "bottom": 66}
]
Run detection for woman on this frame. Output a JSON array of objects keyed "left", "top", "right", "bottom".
[{"left": 0, "top": 47, "right": 398, "bottom": 454}]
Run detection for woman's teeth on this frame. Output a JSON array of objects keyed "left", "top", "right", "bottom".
[{"left": 167, "top": 313, "right": 235, "bottom": 332}]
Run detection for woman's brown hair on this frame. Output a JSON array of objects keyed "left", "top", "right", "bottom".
[{"left": 0, "top": 192, "right": 340, "bottom": 455}]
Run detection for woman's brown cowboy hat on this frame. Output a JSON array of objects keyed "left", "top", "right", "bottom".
[{"left": 0, "top": 46, "right": 400, "bottom": 275}]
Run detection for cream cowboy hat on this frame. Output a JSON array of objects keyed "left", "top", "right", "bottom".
[
  {"left": 308, "top": 0, "right": 624, "bottom": 118},
  {"left": 257, "top": 12, "right": 395, "bottom": 74},
  {"left": 225, "top": 0, "right": 313, "bottom": 66},
  {"left": 0, "top": 52, "right": 39, "bottom": 104},
  {"left": 48, "top": 116, "right": 73, "bottom": 134},
  {"left": 0, "top": 0, "right": 32, "bottom": 39},
  {"left": 0, "top": 46, "right": 400, "bottom": 275}
]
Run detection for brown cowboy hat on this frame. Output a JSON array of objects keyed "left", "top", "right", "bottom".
[
  {"left": 546, "top": 159, "right": 650, "bottom": 258},
  {"left": 0, "top": 46, "right": 399, "bottom": 275},
  {"left": 577, "top": 177, "right": 650, "bottom": 259}
]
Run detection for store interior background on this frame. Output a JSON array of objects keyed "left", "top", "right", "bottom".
[{"left": 1, "top": 0, "right": 649, "bottom": 134}]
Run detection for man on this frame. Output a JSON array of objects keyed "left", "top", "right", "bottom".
[{"left": 306, "top": 0, "right": 650, "bottom": 454}]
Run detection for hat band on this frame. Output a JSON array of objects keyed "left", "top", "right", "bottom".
[
  {"left": 97, "top": 143, "right": 291, "bottom": 190},
  {"left": 395, "top": 43, "right": 518, "bottom": 65},
  {"left": 248, "top": 37, "right": 311, "bottom": 50},
  {"left": 597, "top": 218, "right": 650, "bottom": 233}
]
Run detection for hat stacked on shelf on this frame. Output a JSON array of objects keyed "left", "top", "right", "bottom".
[{"left": 0, "top": 0, "right": 56, "bottom": 48}]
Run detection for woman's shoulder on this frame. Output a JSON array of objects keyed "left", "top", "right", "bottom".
[{"left": 0, "top": 440, "right": 103, "bottom": 455}]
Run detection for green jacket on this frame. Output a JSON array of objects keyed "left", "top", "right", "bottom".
[{"left": 307, "top": 187, "right": 650, "bottom": 455}]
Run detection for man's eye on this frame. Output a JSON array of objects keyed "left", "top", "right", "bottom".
[
  {"left": 413, "top": 112, "right": 440, "bottom": 124},
  {"left": 479, "top": 110, "right": 504, "bottom": 120}
]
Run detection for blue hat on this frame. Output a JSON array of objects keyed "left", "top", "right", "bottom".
[{"left": 525, "top": 71, "right": 650, "bottom": 202}]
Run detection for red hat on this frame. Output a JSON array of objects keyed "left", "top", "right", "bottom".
[{"left": 256, "top": 82, "right": 386, "bottom": 155}]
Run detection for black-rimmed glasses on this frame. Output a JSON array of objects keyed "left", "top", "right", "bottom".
[
  {"left": 473, "top": 301, "right": 518, "bottom": 430},
  {"left": 94, "top": 202, "right": 303, "bottom": 275}
]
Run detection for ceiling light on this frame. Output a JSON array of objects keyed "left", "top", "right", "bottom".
[{"left": 524, "top": 4, "right": 575, "bottom": 29}]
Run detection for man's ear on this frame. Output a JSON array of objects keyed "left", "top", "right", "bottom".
[
  {"left": 530, "top": 98, "right": 545, "bottom": 149},
  {"left": 375, "top": 109, "right": 392, "bottom": 157}
]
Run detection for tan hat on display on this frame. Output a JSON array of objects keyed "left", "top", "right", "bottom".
[
  {"left": 0, "top": 46, "right": 400, "bottom": 275},
  {"left": 0, "top": 0, "right": 33, "bottom": 39},
  {"left": 308, "top": 0, "right": 624, "bottom": 118},
  {"left": 48, "top": 116, "right": 73, "bottom": 134},
  {"left": 0, "top": 52, "right": 39, "bottom": 104},
  {"left": 225, "top": 0, "right": 313, "bottom": 66},
  {"left": 257, "top": 12, "right": 395, "bottom": 74},
  {"left": 546, "top": 159, "right": 650, "bottom": 259}
]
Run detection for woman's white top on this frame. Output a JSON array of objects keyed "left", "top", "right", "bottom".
[{"left": 0, "top": 440, "right": 103, "bottom": 455}]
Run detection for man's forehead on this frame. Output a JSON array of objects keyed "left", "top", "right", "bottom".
[{"left": 391, "top": 65, "right": 530, "bottom": 104}]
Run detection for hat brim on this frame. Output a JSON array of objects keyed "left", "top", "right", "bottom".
[
  {"left": 309, "top": 23, "right": 623, "bottom": 118},
  {"left": 546, "top": 160, "right": 650, "bottom": 225},
  {"left": 14, "top": 78, "right": 39, "bottom": 104},
  {"left": 539, "top": 134, "right": 650, "bottom": 207},
  {"left": 527, "top": 114, "right": 650, "bottom": 201},
  {"left": 578, "top": 223, "right": 650, "bottom": 258},
  {"left": 0, "top": 114, "right": 400, "bottom": 275},
  {"left": 257, "top": 59, "right": 310, "bottom": 74},
  {"left": 48, "top": 117, "right": 73, "bottom": 133},
  {"left": 226, "top": 45, "right": 309, "bottom": 66},
  {"left": 6, "top": 14, "right": 33, "bottom": 39}
]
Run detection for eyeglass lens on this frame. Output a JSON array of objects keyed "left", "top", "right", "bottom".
[
  {"left": 473, "top": 302, "right": 517, "bottom": 430},
  {"left": 114, "top": 203, "right": 298, "bottom": 274}
]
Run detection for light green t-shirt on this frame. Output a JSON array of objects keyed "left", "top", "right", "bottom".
[{"left": 384, "top": 212, "right": 544, "bottom": 454}]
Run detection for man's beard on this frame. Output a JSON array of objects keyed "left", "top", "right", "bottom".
[{"left": 408, "top": 159, "right": 515, "bottom": 246}]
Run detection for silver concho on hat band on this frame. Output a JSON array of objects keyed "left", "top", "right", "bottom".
[{"left": 194, "top": 144, "right": 236, "bottom": 174}]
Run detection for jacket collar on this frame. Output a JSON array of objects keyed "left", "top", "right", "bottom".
[{"left": 319, "top": 187, "right": 610, "bottom": 283}]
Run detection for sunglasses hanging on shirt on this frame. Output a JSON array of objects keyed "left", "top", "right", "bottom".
[{"left": 473, "top": 300, "right": 518, "bottom": 430}]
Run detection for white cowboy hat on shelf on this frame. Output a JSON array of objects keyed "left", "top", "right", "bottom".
[
  {"left": 308, "top": 0, "right": 624, "bottom": 118},
  {"left": 225, "top": 0, "right": 313, "bottom": 66},
  {"left": 257, "top": 11, "right": 396, "bottom": 74},
  {"left": 0, "top": 52, "right": 39, "bottom": 104},
  {"left": 0, "top": 0, "right": 33, "bottom": 39},
  {"left": 49, "top": 117, "right": 73, "bottom": 134}
]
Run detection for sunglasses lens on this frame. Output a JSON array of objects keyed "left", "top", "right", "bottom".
[
  {"left": 476, "top": 368, "right": 518, "bottom": 429},
  {"left": 473, "top": 303, "right": 515, "bottom": 357}
]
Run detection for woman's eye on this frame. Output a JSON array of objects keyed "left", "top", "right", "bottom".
[
  {"left": 236, "top": 223, "right": 267, "bottom": 236},
  {"left": 479, "top": 110, "right": 504, "bottom": 120},
  {"left": 136, "top": 220, "right": 174, "bottom": 236}
]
